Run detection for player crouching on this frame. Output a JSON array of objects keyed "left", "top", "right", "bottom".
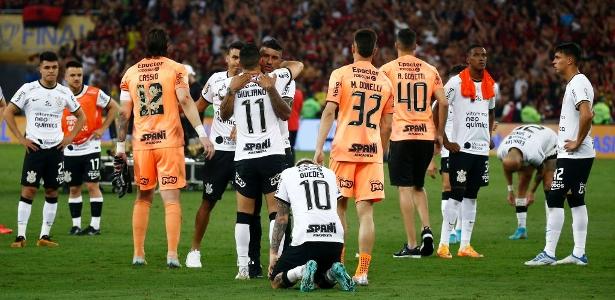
[{"left": 268, "top": 159, "right": 355, "bottom": 292}]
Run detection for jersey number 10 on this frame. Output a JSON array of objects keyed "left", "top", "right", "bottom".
[{"left": 300, "top": 179, "right": 332, "bottom": 210}]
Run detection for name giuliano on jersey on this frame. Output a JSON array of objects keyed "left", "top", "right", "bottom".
[
  {"left": 558, "top": 74, "right": 595, "bottom": 159},
  {"left": 10, "top": 81, "right": 80, "bottom": 149},
  {"left": 278, "top": 79, "right": 296, "bottom": 148},
  {"left": 497, "top": 125, "right": 557, "bottom": 167},
  {"left": 275, "top": 164, "right": 344, "bottom": 246},
  {"left": 63, "top": 85, "right": 111, "bottom": 156},
  {"left": 219, "top": 68, "right": 291, "bottom": 161},
  {"left": 202, "top": 71, "right": 235, "bottom": 151},
  {"left": 444, "top": 75, "right": 497, "bottom": 156}
]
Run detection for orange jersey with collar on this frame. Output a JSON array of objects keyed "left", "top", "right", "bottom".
[
  {"left": 61, "top": 85, "right": 104, "bottom": 145},
  {"left": 380, "top": 55, "right": 443, "bottom": 141},
  {"left": 326, "top": 60, "right": 394, "bottom": 163},
  {"left": 120, "top": 57, "right": 187, "bottom": 150}
]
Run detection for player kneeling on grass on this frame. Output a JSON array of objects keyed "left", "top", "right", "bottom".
[{"left": 269, "top": 159, "right": 355, "bottom": 292}]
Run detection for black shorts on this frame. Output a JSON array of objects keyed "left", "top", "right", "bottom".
[
  {"left": 548, "top": 158, "right": 594, "bottom": 205},
  {"left": 202, "top": 150, "right": 235, "bottom": 202},
  {"left": 449, "top": 152, "right": 489, "bottom": 190},
  {"left": 21, "top": 146, "right": 64, "bottom": 189},
  {"left": 270, "top": 241, "right": 343, "bottom": 288},
  {"left": 234, "top": 155, "right": 286, "bottom": 199},
  {"left": 284, "top": 147, "right": 294, "bottom": 169},
  {"left": 440, "top": 157, "right": 450, "bottom": 173},
  {"left": 389, "top": 140, "right": 434, "bottom": 187},
  {"left": 63, "top": 152, "right": 101, "bottom": 186}
]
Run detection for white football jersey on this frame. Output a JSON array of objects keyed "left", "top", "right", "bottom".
[
  {"left": 202, "top": 71, "right": 236, "bottom": 151},
  {"left": 432, "top": 100, "right": 454, "bottom": 158},
  {"left": 64, "top": 85, "right": 111, "bottom": 156},
  {"left": 444, "top": 75, "right": 496, "bottom": 156},
  {"left": 219, "top": 68, "right": 291, "bottom": 161},
  {"left": 557, "top": 74, "right": 595, "bottom": 159},
  {"left": 10, "top": 81, "right": 80, "bottom": 149},
  {"left": 275, "top": 164, "right": 344, "bottom": 246},
  {"left": 278, "top": 79, "right": 296, "bottom": 148},
  {"left": 0, "top": 85, "right": 4, "bottom": 101},
  {"left": 497, "top": 125, "right": 557, "bottom": 167}
]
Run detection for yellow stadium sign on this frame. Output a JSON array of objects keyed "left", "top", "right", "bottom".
[{"left": 0, "top": 15, "right": 94, "bottom": 62}]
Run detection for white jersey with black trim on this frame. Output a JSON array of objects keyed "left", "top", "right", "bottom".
[
  {"left": 219, "top": 68, "right": 291, "bottom": 161},
  {"left": 274, "top": 163, "right": 344, "bottom": 246},
  {"left": 10, "top": 81, "right": 80, "bottom": 149},
  {"left": 64, "top": 85, "right": 111, "bottom": 156},
  {"left": 558, "top": 74, "right": 595, "bottom": 159},
  {"left": 444, "top": 75, "right": 496, "bottom": 156},
  {"left": 497, "top": 125, "right": 557, "bottom": 167},
  {"left": 278, "top": 79, "right": 296, "bottom": 148},
  {"left": 201, "top": 71, "right": 236, "bottom": 151}
]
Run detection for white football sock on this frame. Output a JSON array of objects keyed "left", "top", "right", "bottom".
[
  {"left": 516, "top": 213, "right": 527, "bottom": 228},
  {"left": 441, "top": 200, "right": 447, "bottom": 217},
  {"left": 460, "top": 198, "right": 477, "bottom": 248},
  {"left": 17, "top": 200, "right": 32, "bottom": 238},
  {"left": 90, "top": 196, "right": 103, "bottom": 229},
  {"left": 69, "top": 196, "right": 82, "bottom": 227},
  {"left": 571, "top": 205, "right": 588, "bottom": 257},
  {"left": 286, "top": 264, "right": 305, "bottom": 282},
  {"left": 439, "top": 199, "right": 460, "bottom": 246},
  {"left": 40, "top": 201, "right": 57, "bottom": 238},
  {"left": 235, "top": 223, "right": 250, "bottom": 266},
  {"left": 455, "top": 203, "right": 462, "bottom": 231},
  {"left": 544, "top": 207, "right": 564, "bottom": 257}
]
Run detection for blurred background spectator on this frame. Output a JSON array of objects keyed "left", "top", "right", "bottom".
[{"left": 2, "top": 0, "right": 613, "bottom": 122}]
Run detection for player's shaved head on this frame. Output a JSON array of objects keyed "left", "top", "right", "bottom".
[
  {"left": 396, "top": 29, "right": 417, "bottom": 51},
  {"left": 240, "top": 43, "right": 260, "bottom": 69},
  {"left": 554, "top": 42, "right": 582, "bottom": 65},
  {"left": 354, "top": 28, "right": 378, "bottom": 58},
  {"left": 466, "top": 44, "right": 484, "bottom": 55},
  {"left": 146, "top": 28, "right": 168, "bottom": 57},
  {"left": 502, "top": 148, "right": 523, "bottom": 172}
]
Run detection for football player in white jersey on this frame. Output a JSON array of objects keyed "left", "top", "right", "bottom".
[
  {"left": 4, "top": 51, "right": 86, "bottom": 248},
  {"left": 269, "top": 159, "right": 355, "bottom": 292},
  {"left": 526, "top": 42, "right": 595, "bottom": 266},
  {"left": 62, "top": 60, "right": 120, "bottom": 236},
  {"left": 244, "top": 38, "right": 297, "bottom": 277},
  {"left": 437, "top": 45, "right": 497, "bottom": 259},
  {"left": 185, "top": 40, "right": 244, "bottom": 269},
  {"left": 434, "top": 65, "right": 467, "bottom": 245},
  {"left": 497, "top": 125, "right": 557, "bottom": 240},
  {"left": 219, "top": 43, "right": 303, "bottom": 279}
]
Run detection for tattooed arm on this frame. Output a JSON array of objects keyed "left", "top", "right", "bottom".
[{"left": 269, "top": 199, "right": 290, "bottom": 277}]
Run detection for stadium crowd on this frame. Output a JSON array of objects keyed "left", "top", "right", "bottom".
[{"left": 3, "top": 0, "right": 614, "bottom": 121}]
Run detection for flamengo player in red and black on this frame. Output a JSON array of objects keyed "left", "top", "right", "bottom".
[
  {"left": 5, "top": 51, "right": 86, "bottom": 248},
  {"left": 62, "top": 60, "right": 120, "bottom": 236}
]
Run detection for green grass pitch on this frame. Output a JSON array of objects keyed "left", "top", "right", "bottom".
[{"left": 0, "top": 144, "right": 614, "bottom": 299}]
